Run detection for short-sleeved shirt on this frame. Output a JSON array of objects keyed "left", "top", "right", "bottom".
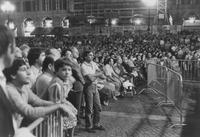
[{"left": 81, "top": 61, "right": 99, "bottom": 76}]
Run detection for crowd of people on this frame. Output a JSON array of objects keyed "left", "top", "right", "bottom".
[{"left": 1, "top": 24, "right": 200, "bottom": 137}]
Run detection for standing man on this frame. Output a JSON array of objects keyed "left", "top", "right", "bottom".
[
  {"left": 81, "top": 50, "right": 105, "bottom": 133},
  {"left": 65, "top": 47, "right": 85, "bottom": 125},
  {"left": 0, "top": 25, "right": 16, "bottom": 137},
  {"left": 35, "top": 56, "right": 55, "bottom": 100},
  {"left": 27, "top": 47, "right": 46, "bottom": 90}
]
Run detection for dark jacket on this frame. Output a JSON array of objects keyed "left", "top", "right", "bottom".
[{"left": 0, "top": 86, "right": 14, "bottom": 137}]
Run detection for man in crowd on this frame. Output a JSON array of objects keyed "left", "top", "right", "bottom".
[
  {"left": 67, "top": 47, "right": 85, "bottom": 125},
  {"left": 0, "top": 25, "right": 16, "bottom": 137},
  {"left": 27, "top": 47, "right": 46, "bottom": 89},
  {"left": 35, "top": 56, "right": 55, "bottom": 100},
  {"left": 81, "top": 50, "right": 105, "bottom": 133}
]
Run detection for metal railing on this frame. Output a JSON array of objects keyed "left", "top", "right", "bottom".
[
  {"left": 177, "top": 60, "right": 200, "bottom": 82},
  {"left": 141, "top": 63, "right": 184, "bottom": 127},
  {"left": 27, "top": 110, "right": 63, "bottom": 137}
]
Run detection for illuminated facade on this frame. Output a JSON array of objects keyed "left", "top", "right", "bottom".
[
  {"left": 0, "top": 0, "right": 73, "bottom": 36},
  {"left": 73, "top": 0, "right": 158, "bottom": 25},
  {"left": 0, "top": 0, "right": 200, "bottom": 36}
]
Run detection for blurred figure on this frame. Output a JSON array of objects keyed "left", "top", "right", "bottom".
[
  {"left": 45, "top": 48, "right": 61, "bottom": 61},
  {"left": 27, "top": 48, "right": 46, "bottom": 89},
  {"left": 19, "top": 44, "right": 30, "bottom": 66},
  {"left": 67, "top": 47, "right": 85, "bottom": 125},
  {"left": 19, "top": 44, "right": 30, "bottom": 59},
  {"left": 15, "top": 47, "right": 22, "bottom": 58},
  {"left": 35, "top": 56, "right": 55, "bottom": 99},
  {"left": 0, "top": 25, "right": 16, "bottom": 137}
]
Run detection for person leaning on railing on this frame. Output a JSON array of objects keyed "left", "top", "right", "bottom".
[
  {"left": 48, "top": 59, "right": 77, "bottom": 137},
  {"left": 3, "top": 58, "right": 74, "bottom": 130}
]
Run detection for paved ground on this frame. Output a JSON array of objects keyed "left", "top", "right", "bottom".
[{"left": 75, "top": 92, "right": 184, "bottom": 137}]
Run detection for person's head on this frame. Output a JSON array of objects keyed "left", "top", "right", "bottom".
[
  {"left": 83, "top": 50, "right": 93, "bottom": 63},
  {"left": 45, "top": 48, "right": 61, "bottom": 61},
  {"left": 0, "top": 25, "right": 16, "bottom": 68},
  {"left": 104, "top": 58, "right": 114, "bottom": 66},
  {"left": 147, "top": 53, "right": 152, "bottom": 58},
  {"left": 3, "top": 58, "right": 30, "bottom": 85},
  {"left": 122, "top": 56, "right": 128, "bottom": 63},
  {"left": 27, "top": 48, "right": 45, "bottom": 66},
  {"left": 61, "top": 48, "right": 72, "bottom": 59},
  {"left": 116, "top": 56, "right": 122, "bottom": 64},
  {"left": 19, "top": 44, "right": 30, "bottom": 58},
  {"left": 15, "top": 47, "right": 22, "bottom": 58},
  {"left": 42, "top": 56, "right": 55, "bottom": 73},
  {"left": 71, "top": 47, "right": 79, "bottom": 59},
  {"left": 54, "top": 59, "right": 72, "bottom": 81}
]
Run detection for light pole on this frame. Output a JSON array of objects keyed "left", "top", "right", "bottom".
[
  {"left": 142, "top": 0, "right": 157, "bottom": 32},
  {"left": 1, "top": 1, "right": 15, "bottom": 28}
]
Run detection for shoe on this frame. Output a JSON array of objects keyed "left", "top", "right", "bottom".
[
  {"left": 93, "top": 125, "right": 106, "bottom": 131},
  {"left": 85, "top": 128, "right": 96, "bottom": 133}
]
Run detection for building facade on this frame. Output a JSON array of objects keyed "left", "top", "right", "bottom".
[
  {"left": 73, "top": 0, "right": 158, "bottom": 25},
  {"left": 0, "top": 0, "right": 200, "bottom": 36},
  {"left": 0, "top": 0, "right": 73, "bottom": 36}
]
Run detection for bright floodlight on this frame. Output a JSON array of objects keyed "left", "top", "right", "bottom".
[
  {"left": 1, "top": 1, "right": 15, "bottom": 12},
  {"left": 135, "top": 19, "right": 142, "bottom": 25},
  {"left": 142, "top": 0, "right": 157, "bottom": 7},
  {"left": 111, "top": 18, "right": 118, "bottom": 25}
]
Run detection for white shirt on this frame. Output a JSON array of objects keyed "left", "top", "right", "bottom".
[{"left": 81, "top": 61, "right": 99, "bottom": 76}]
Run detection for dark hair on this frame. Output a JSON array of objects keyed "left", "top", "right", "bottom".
[
  {"left": 54, "top": 59, "right": 72, "bottom": 72},
  {"left": 42, "top": 56, "right": 55, "bottom": 72},
  {"left": 27, "top": 48, "right": 43, "bottom": 66},
  {"left": 45, "top": 48, "right": 52, "bottom": 56},
  {"left": 82, "top": 50, "right": 92, "bottom": 60},
  {"left": 3, "top": 58, "right": 26, "bottom": 82},
  {"left": 0, "top": 25, "right": 14, "bottom": 56},
  {"left": 61, "top": 48, "right": 71, "bottom": 57},
  {"left": 104, "top": 57, "right": 112, "bottom": 65}
]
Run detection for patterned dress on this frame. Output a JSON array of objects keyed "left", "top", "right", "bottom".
[{"left": 48, "top": 77, "right": 77, "bottom": 129}]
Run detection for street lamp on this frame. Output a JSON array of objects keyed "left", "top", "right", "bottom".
[
  {"left": 142, "top": 0, "right": 157, "bottom": 32},
  {"left": 1, "top": 1, "right": 15, "bottom": 28}
]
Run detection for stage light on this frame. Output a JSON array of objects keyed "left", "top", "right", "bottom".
[{"left": 111, "top": 18, "right": 118, "bottom": 26}]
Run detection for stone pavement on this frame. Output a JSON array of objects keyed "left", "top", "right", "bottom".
[{"left": 75, "top": 94, "right": 184, "bottom": 137}]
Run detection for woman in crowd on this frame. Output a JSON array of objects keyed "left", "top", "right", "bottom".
[{"left": 103, "top": 58, "right": 121, "bottom": 97}]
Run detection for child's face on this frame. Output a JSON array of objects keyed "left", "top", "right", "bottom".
[{"left": 56, "top": 65, "right": 72, "bottom": 80}]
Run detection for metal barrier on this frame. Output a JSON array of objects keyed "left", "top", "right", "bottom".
[
  {"left": 142, "top": 63, "right": 184, "bottom": 127},
  {"left": 28, "top": 110, "right": 63, "bottom": 137},
  {"left": 177, "top": 60, "right": 200, "bottom": 82}
]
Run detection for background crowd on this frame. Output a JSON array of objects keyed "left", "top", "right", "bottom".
[{"left": 1, "top": 26, "right": 200, "bottom": 137}]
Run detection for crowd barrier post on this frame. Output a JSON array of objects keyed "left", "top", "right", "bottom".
[{"left": 28, "top": 110, "right": 64, "bottom": 137}]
